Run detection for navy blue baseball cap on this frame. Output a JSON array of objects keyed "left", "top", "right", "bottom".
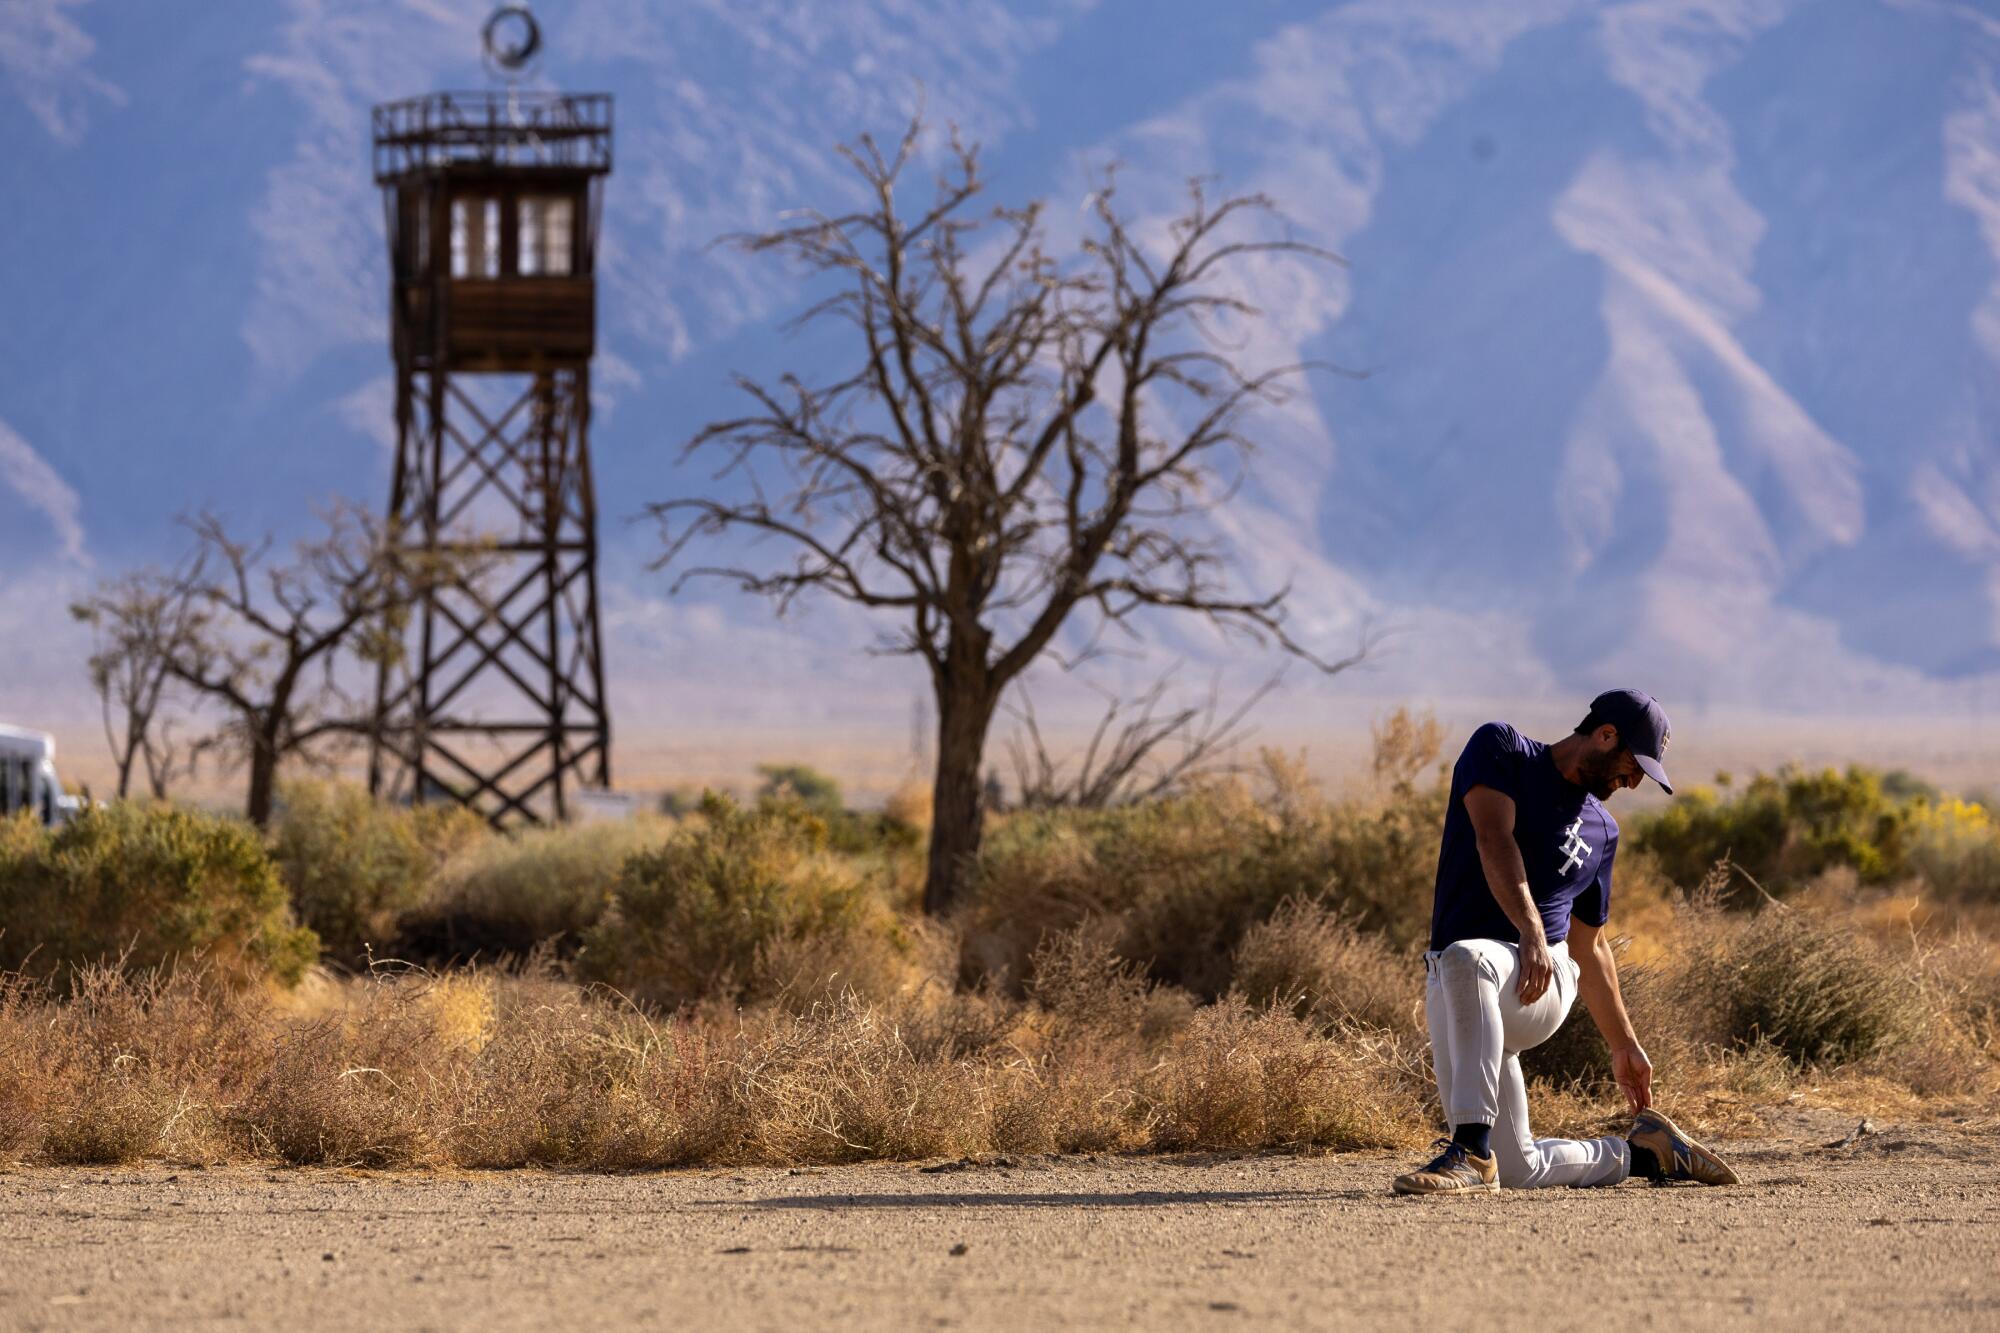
[{"left": 1579, "top": 689, "right": 1673, "bottom": 794}]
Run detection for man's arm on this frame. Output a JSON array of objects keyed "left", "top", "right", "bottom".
[
  {"left": 1462, "top": 785, "right": 1554, "bottom": 1003},
  {"left": 1568, "top": 918, "right": 1652, "bottom": 1113}
]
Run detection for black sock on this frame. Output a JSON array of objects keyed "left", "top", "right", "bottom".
[
  {"left": 1451, "top": 1123, "right": 1492, "bottom": 1159},
  {"left": 1628, "top": 1141, "right": 1664, "bottom": 1180}
]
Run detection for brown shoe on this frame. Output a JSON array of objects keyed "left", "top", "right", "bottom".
[
  {"left": 1628, "top": 1109, "right": 1740, "bottom": 1185},
  {"left": 1393, "top": 1139, "right": 1499, "bottom": 1195}
]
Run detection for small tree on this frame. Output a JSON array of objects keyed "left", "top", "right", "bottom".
[
  {"left": 654, "top": 119, "right": 1365, "bottom": 914},
  {"left": 70, "top": 563, "right": 208, "bottom": 799},
  {"left": 153, "top": 503, "right": 450, "bottom": 826}
]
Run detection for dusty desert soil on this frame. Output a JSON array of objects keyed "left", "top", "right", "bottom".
[{"left": 1, "top": 1112, "right": 1995, "bottom": 1332}]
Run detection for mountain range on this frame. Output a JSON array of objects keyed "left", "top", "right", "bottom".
[{"left": 5, "top": 0, "right": 1999, "bottom": 790}]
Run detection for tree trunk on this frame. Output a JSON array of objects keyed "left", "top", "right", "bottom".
[
  {"left": 922, "top": 676, "right": 997, "bottom": 915},
  {"left": 114, "top": 734, "right": 137, "bottom": 801},
  {"left": 245, "top": 726, "right": 281, "bottom": 827}
]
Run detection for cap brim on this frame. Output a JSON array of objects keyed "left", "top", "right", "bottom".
[{"left": 1635, "top": 752, "right": 1673, "bottom": 795}]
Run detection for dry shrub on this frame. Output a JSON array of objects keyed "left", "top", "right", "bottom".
[
  {"left": 957, "top": 818, "right": 1126, "bottom": 988},
  {"left": 883, "top": 781, "right": 931, "bottom": 832},
  {"left": 1538, "top": 883, "right": 1995, "bottom": 1108},
  {"left": 1147, "top": 996, "right": 1423, "bottom": 1152},
  {"left": 1917, "top": 929, "right": 2000, "bottom": 1059},
  {"left": 1233, "top": 896, "right": 1416, "bottom": 1035},
  {"left": 579, "top": 796, "right": 887, "bottom": 1010},
  {"left": 1707, "top": 1038, "right": 1797, "bottom": 1102},
  {"left": 245, "top": 1022, "right": 431, "bottom": 1167},
  {"left": 0, "top": 804, "right": 317, "bottom": 988},
  {"left": 877, "top": 971, "right": 1019, "bottom": 1065},
  {"left": 1024, "top": 923, "right": 1155, "bottom": 1041},
  {"left": 736, "top": 997, "right": 992, "bottom": 1164},
  {"left": 1857, "top": 926, "right": 2000, "bottom": 1098},
  {"left": 1022, "top": 926, "right": 1196, "bottom": 1056},
  {"left": 1601, "top": 849, "right": 1682, "bottom": 964},
  {"left": 0, "top": 976, "right": 44, "bottom": 1159},
  {"left": 0, "top": 965, "right": 267, "bottom": 1165},
  {"left": 1104, "top": 779, "right": 1312, "bottom": 998},
  {"left": 448, "top": 973, "right": 733, "bottom": 1169},
  {"left": 746, "top": 914, "right": 955, "bottom": 1015},
  {"left": 985, "top": 927, "right": 1183, "bottom": 1154},
  {"left": 962, "top": 773, "right": 1320, "bottom": 995},
  {"left": 397, "top": 815, "right": 670, "bottom": 963},
  {"left": 1667, "top": 902, "right": 1922, "bottom": 1067},
  {"left": 239, "top": 969, "right": 495, "bottom": 1167},
  {"left": 988, "top": 1047, "right": 1150, "bottom": 1155},
  {"left": 964, "top": 745, "right": 1443, "bottom": 997},
  {"left": 270, "top": 780, "right": 488, "bottom": 965}
]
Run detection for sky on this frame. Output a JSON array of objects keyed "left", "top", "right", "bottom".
[{"left": 5, "top": 0, "right": 2000, "bottom": 797}]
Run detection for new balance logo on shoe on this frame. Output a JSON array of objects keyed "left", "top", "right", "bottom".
[{"left": 1627, "top": 1109, "right": 1740, "bottom": 1186}]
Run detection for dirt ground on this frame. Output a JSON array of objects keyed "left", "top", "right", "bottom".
[{"left": 2, "top": 1111, "right": 1995, "bottom": 1331}]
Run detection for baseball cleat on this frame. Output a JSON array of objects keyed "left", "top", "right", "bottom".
[
  {"left": 1392, "top": 1139, "right": 1499, "bottom": 1195},
  {"left": 1627, "top": 1108, "right": 1740, "bottom": 1186}
]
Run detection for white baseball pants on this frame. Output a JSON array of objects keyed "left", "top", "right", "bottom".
[{"left": 1425, "top": 937, "right": 1629, "bottom": 1188}]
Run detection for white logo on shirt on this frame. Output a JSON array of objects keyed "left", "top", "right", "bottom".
[{"left": 1558, "top": 817, "right": 1592, "bottom": 875}]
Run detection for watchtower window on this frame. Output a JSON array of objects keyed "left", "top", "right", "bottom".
[
  {"left": 518, "top": 196, "right": 575, "bottom": 276},
  {"left": 450, "top": 197, "right": 501, "bottom": 278}
]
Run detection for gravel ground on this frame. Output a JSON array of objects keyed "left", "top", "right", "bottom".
[{"left": 2, "top": 1114, "right": 1995, "bottom": 1331}]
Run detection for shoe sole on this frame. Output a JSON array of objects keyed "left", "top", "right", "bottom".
[{"left": 1392, "top": 1179, "right": 1500, "bottom": 1195}]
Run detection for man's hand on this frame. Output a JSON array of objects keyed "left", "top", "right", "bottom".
[
  {"left": 1611, "top": 1043, "right": 1653, "bottom": 1114},
  {"left": 1517, "top": 933, "right": 1555, "bottom": 1004}
]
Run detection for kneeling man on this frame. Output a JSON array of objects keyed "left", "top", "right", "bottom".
[{"left": 1393, "top": 689, "right": 1738, "bottom": 1194}]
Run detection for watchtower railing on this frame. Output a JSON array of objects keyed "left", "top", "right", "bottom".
[{"left": 373, "top": 91, "right": 612, "bottom": 182}]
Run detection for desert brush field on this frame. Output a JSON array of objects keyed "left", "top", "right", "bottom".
[{"left": 1, "top": 717, "right": 1996, "bottom": 1327}]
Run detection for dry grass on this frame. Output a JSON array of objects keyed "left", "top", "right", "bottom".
[
  {"left": 4, "top": 738, "right": 1997, "bottom": 1172},
  {"left": 1232, "top": 896, "right": 1418, "bottom": 1036},
  {"left": 0, "top": 941, "right": 1438, "bottom": 1170},
  {"left": 3, "top": 861, "right": 1995, "bottom": 1172},
  {"left": 1148, "top": 997, "right": 1428, "bottom": 1152}
]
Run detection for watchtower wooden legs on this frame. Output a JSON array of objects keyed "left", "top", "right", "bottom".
[{"left": 368, "top": 366, "right": 611, "bottom": 826}]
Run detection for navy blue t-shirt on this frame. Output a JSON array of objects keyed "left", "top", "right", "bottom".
[{"left": 1429, "top": 722, "right": 1617, "bottom": 950}]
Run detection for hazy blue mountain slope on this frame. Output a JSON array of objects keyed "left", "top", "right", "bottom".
[{"left": 4, "top": 0, "right": 2000, "bottom": 748}]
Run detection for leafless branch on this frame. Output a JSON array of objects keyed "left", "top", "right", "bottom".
[
  {"left": 1004, "top": 664, "right": 1284, "bottom": 809},
  {"left": 105, "top": 500, "right": 483, "bottom": 824}
]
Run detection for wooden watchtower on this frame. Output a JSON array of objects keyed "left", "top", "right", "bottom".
[{"left": 366, "top": 84, "right": 614, "bottom": 825}]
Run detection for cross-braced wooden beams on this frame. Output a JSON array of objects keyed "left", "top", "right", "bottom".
[{"left": 369, "top": 367, "right": 611, "bottom": 826}]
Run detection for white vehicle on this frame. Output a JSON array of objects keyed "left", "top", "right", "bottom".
[{"left": 0, "top": 725, "right": 84, "bottom": 825}]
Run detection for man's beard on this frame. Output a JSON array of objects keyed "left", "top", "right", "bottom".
[{"left": 1574, "top": 751, "right": 1621, "bottom": 800}]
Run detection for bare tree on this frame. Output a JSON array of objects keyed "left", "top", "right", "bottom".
[
  {"left": 70, "top": 564, "right": 207, "bottom": 799},
  {"left": 1005, "top": 666, "right": 1282, "bottom": 810},
  {"left": 156, "top": 502, "right": 453, "bottom": 826},
  {"left": 653, "top": 118, "right": 1365, "bottom": 913}
]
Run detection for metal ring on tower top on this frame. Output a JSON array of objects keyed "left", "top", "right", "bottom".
[{"left": 483, "top": 5, "right": 542, "bottom": 73}]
